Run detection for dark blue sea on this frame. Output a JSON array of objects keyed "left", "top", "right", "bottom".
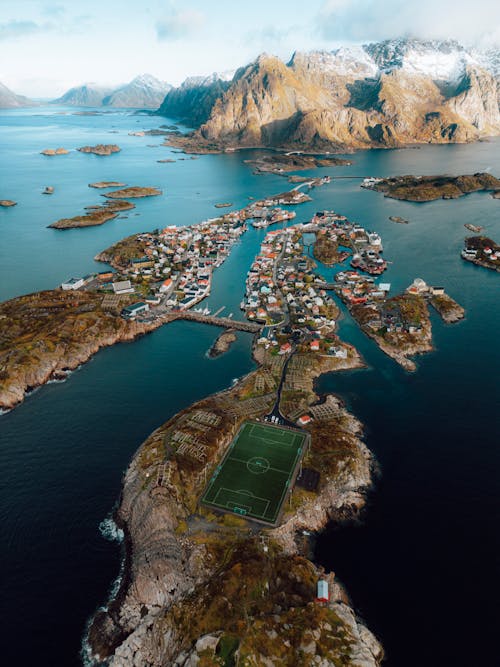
[{"left": 0, "top": 107, "right": 499, "bottom": 666}]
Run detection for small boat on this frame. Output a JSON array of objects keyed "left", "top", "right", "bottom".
[
  {"left": 389, "top": 216, "right": 409, "bottom": 224},
  {"left": 464, "top": 223, "right": 483, "bottom": 233},
  {"left": 214, "top": 202, "right": 233, "bottom": 208},
  {"left": 43, "top": 186, "right": 54, "bottom": 195}
]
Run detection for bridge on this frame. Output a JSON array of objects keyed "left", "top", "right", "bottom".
[
  {"left": 314, "top": 281, "right": 338, "bottom": 290},
  {"left": 168, "top": 310, "right": 262, "bottom": 333}
]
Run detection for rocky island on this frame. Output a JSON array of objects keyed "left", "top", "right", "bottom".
[
  {"left": 350, "top": 292, "right": 433, "bottom": 371},
  {"left": 207, "top": 329, "right": 237, "bottom": 358},
  {"left": 103, "top": 186, "right": 162, "bottom": 199},
  {"left": 77, "top": 144, "right": 121, "bottom": 156},
  {"left": 89, "top": 181, "right": 127, "bottom": 189},
  {"left": 41, "top": 147, "right": 69, "bottom": 156},
  {"left": 48, "top": 200, "right": 135, "bottom": 229},
  {"left": 361, "top": 173, "right": 500, "bottom": 201},
  {"left": 462, "top": 235, "right": 500, "bottom": 271},
  {"left": 245, "top": 153, "right": 352, "bottom": 175}
]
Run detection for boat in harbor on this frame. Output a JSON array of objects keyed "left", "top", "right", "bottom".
[
  {"left": 464, "top": 223, "right": 483, "bottom": 232},
  {"left": 214, "top": 202, "right": 233, "bottom": 208}
]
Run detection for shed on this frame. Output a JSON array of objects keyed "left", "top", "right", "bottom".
[{"left": 317, "top": 580, "right": 329, "bottom": 603}]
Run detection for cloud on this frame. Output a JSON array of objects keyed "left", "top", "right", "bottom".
[
  {"left": 155, "top": 8, "right": 205, "bottom": 41},
  {"left": 316, "top": 0, "right": 500, "bottom": 47},
  {"left": 0, "top": 20, "right": 50, "bottom": 41}
]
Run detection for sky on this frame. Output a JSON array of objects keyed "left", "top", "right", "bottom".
[{"left": 0, "top": 0, "right": 499, "bottom": 97}]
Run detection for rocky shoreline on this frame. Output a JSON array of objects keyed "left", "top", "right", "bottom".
[
  {"left": 49, "top": 200, "right": 135, "bottom": 229},
  {"left": 429, "top": 294, "right": 465, "bottom": 323},
  {"left": 362, "top": 173, "right": 500, "bottom": 202},
  {"left": 84, "top": 340, "right": 383, "bottom": 666},
  {"left": 0, "top": 290, "right": 171, "bottom": 411}
]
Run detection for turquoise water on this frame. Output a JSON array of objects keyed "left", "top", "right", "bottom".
[{"left": 0, "top": 108, "right": 499, "bottom": 666}]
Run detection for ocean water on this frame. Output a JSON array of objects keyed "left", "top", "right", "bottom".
[{"left": 0, "top": 108, "right": 499, "bottom": 666}]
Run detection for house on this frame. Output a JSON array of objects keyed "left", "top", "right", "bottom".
[
  {"left": 431, "top": 286, "right": 445, "bottom": 296},
  {"left": 310, "top": 340, "right": 320, "bottom": 351},
  {"left": 298, "top": 414, "right": 312, "bottom": 426},
  {"left": 121, "top": 302, "right": 149, "bottom": 319},
  {"left": 279, "top": 342, "right": 292, "bottom": 355},
  {"left": 159, "top": 278, "right": 174, "bottom": 294},
  {"left": 112, "top": 280, "right": 134, "bottom": 295},
  {"left": 61, "top": 277, "right": 84, "bottom": 291}
]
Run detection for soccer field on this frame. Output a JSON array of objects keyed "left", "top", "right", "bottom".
[{"left": 201, "top": 421, "right": 309, "bottom": 525}]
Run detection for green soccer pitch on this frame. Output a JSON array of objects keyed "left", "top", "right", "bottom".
[{"left": 201, "top": 421, "right": 309, "bottom": 526}]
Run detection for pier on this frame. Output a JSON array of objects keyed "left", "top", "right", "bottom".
[{"left": 168, "top": 310, "right": 262, "bottom": 333}]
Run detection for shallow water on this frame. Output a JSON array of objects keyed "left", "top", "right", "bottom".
[{"left": 0, "top": 108, "right": 499, "bottom": 665}]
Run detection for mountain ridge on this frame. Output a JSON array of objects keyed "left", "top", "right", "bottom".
[
  {"left": 53, "top": 74, "right": 171, "bottom": 108},
  {"left": 0, "top": 81, "right": 35, "bottom": 109},
  {"left": 161, "top": 37, "right": 500, "bottom": 152}
]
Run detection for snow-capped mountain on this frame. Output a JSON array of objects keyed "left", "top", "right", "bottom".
[
  {"left": 167, "top": 37, "right": 500, "bottom": 152},
  {"left": 53, "top": 74, "right": 171, "bottom": 108},
  {"left": 103, "top": 74, "right": 171, "bottom": 108},
  {"left": 53, "top": 82, "right": 115, "bottom": 107}
]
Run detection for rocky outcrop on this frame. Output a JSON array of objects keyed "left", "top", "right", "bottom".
[
  {"left": 429, "top": 294, "right": 465, "bottom": 323},
  {"left": 77, "top": 144, "right": 121, "bottom": 156},
  {"left": 41, "top": 147, "right": 69, "bottom": 156},
  {"left": 168, "top": 38, "right": 500, "bottom": 152},
  {"left": 48, "top": 200, "right": 134, "bottom": 229}
]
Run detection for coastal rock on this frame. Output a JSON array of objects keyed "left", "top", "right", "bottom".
[
  {"left": 103, "top": 186, "right": 162, "bottom": 199},
  {"left": 49, "top": 199, "right": 134, "bottom": 229},
  {"left": 77, "top": 144, "right": 121, "bottom": 156},
  {"left": 89, "top": 182, "right": 127, "bottom": 189},
  {"left": 41, "top": 147, "right": 69, "bottom": 156},
  {"left": 208, "top": 329, "right": 236, "bottom": 358}
]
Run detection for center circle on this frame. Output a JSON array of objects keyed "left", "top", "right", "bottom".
[{"left": 247, "top": 457, "right": 270, "bottom": 474}]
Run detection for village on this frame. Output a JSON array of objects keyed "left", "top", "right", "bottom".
[{"left": 58, "top": 189, "right": 312, "bottom": 321}]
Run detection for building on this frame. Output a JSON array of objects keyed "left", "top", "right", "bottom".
[
  {"left": 121, "top": 302, "right": 149, "bottom": 320},
  {"left": 298, "top": 414, "right": 312, "bottom": 426},
  {"left": 61, "top": 277, "right": 84, "bottom": 291},
  {"left": 316, "top": 580, "right": 329, "bottom": 603},
  {"left": 112, "top": 280, "right": 134, "bottom": 295}
]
